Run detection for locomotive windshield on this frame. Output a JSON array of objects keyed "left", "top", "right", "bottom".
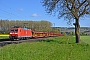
[
  {"left": 11, "top": 29, "right": 18, "bottom": 32},
  {"left": 15, "top": 29, "right": 18, "bottom": 32},
  {"left": 11, "top": 30, "right": 14, "bottom": 32}
]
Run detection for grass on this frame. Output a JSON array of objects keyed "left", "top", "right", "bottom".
[
  {"left": 0, "top": 36, "right": 90, "bottom": 60},
  {"left": 0, "top": 36, "right": 9, "bottom": 41},
  {"left": 80, "top": 36, "right": 90, "bottom": 45},
  {"left": 0, "top": 36, "right": 9, "bottom": 40}
]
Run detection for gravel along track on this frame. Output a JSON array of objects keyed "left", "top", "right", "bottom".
[{"left": 0, "top": 37, "right": 50, "bottom": 47}]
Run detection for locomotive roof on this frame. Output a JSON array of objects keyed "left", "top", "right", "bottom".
[
  {"left": 22, "top": 28, "right": 30, "bottom": 30},
  {"left": 11, "top": 27, "right": 31, "bottom": 30}
]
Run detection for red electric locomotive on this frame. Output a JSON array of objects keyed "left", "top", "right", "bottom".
[{"left": 9, "top": 27, "right": 32, "bottom": 40}]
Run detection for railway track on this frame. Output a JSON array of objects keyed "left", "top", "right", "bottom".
[{"left": 0, "top": 37, "right": 48, "bottom": 47}]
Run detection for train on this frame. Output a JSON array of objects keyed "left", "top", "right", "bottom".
[{"left": 9, "top": 27, "right": 63, "bottom": 40}]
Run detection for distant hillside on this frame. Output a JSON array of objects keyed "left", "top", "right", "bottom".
[{"left": 53, "top": 27, "right": 90, "bottom": 35}]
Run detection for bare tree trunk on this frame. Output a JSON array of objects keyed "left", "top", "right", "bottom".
[{"left": 75, "top": 19, "right": 80, "bottom": 43}]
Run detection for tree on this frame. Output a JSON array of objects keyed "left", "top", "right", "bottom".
[{"left": 41, "top": 0, "right": 90, "bottom": 43}]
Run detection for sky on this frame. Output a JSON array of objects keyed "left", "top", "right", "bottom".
[{"left": 0, "top": 0, "right": 90, "bottom": 27}]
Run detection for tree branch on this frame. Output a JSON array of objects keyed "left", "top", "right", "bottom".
[
  {"left": 77, "top": 0, "right": 80, "bottom": 4},
  {"left": 79, "top": 3, "right": 89, "bottom": 17},
  {"left": 78, "top": 0, "right": 87, "bottom": 9}
]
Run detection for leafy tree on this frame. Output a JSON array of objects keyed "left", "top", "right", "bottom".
[
  {"left": 62, "top": 32, "right": 67, "bottom": 36},
  {"left": 42, "top": 0, "right": 90, "bottom": 43}
]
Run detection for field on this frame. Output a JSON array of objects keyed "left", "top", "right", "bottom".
[
  {"left": 80, "top": 36, "right": 90, "bottom": 44},
  {"left": 0, "top": 34, "right": 9, "bottom": 41},
  {"left": 0, "top": 36, "right": 9, "bottom": 39},
  {"left": 0, "top": 34, "right": 9, "bottom": 36},
  {"left": 0, "top": 36, "right": 90, "bottom": 60},
  {"left": 0, "top": 36, "right": 9, "bottom": 41},
  {"left": 0, "top": 34, "right": 9, "bottom": 39}
]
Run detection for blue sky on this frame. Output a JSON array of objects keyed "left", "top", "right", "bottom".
[{"left": 0, "top": 0, "right": 90, "bottom": 27}]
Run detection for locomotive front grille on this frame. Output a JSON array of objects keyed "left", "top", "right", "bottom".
[{"left": 10, "top": 36, "right": 18, "bottom": 39}]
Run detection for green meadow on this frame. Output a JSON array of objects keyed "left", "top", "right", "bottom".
[
  {"left": 0, "top": 36, "right": 90, "bottom": 60},
  {"left": 80, "top": 36, "right": 90, "bottom": 44},
  {"left": 0, "top": 36, "right": 9, "bottom": 39},
  {"left": 0, "top": 36, "right": 9, "bottom": 41}
]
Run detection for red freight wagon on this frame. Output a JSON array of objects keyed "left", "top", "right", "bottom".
[
  {"left": 32, "top": 32, "right": 44, "bottom": 38},
  {"left": 32, "top": 32, "right": 49, "bottom": 38},
  {"left": 9, "top": 27, "right": 32, "bottom": 40}
]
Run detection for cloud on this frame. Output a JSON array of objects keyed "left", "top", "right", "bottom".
[
  {"left": 31, "top": 13, "right": 41, "bottom": 17},
  {"left": 31, "top": 13, "right": 38, "bottom": 17},
  {"left": 19, "top": 8, "right": 23, "bottom": 11},
  {"left": 86, "top": 17, "right": 90, "bottom": 20}
]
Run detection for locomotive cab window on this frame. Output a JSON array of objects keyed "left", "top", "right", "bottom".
[
  {"left": 11, "top": 30, "right": 14, "bottom": 32},
  {"left": 10, "top": 29, "right": 18, "bottom": 32},
  {"left": 15, "top": 29, "right": 18, "bottom": 32}
]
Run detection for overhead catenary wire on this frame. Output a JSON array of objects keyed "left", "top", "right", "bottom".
[
  {"left": 0, "top": 8, "right": 23, "bottom": 18},
  {"left": 0, "top": 2, "right": 28, "bottom": 20},
  {"left": 0, "top": 15, "right": 11, "bottom": 20}
]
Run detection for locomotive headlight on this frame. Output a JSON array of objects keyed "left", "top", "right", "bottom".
[
  {"left": 15, "top": 33, "right": 18, "bottom": 34},
  {"left": 10, "top": 33, "right": 12, "bottom": 34}
]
